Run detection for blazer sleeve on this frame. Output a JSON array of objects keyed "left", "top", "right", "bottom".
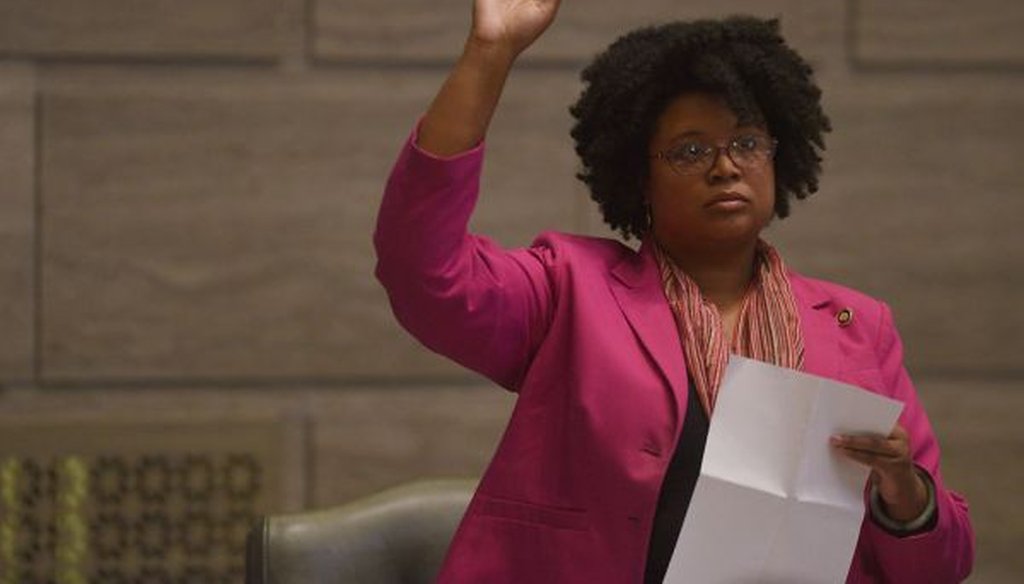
[
  {"left": 856, "top": 302, "right": 975, "bottom": 583},
  {"left": 373, "top": 127, "right": 555, "bottom": 391}
]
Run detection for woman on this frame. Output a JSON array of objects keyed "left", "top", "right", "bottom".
[{"left": 374, "top": 1, "right": 974, "bottom": 582}]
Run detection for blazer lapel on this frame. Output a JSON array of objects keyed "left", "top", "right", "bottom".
[
  {"left": 608, "top": 242, "right": 688, "bottom": 425},
  {"left": 605, "top": 253, "right": 839, "bottom": 425},
  {"left": 790, "top": 273, "right": 840, "bottom": 380}
]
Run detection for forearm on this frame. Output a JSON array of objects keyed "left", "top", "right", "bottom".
[
  {"left": 418, "top": 40, "right": 517, "bottom": 157},
  {"left": 376, "top": 0, "right": 561, "bottom": 384},
  {"left": 872, "top": 465, "right": 929, "bottom": 523}
]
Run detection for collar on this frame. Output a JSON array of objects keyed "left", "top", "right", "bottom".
[{"left": 608, "top": 239, "right": 841, "bottom": 393}]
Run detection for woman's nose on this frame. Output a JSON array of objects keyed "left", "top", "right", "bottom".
[{"left": 706, "top": 146, "right": 742, "bottom": 182}]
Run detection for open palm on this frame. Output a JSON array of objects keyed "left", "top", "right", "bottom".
[{"left": 472, "top": 0, "right": 561, "bottom": 56}]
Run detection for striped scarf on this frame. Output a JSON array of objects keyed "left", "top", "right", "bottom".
[{"left": 655, "top": 240, "right": 804, "bottom": 416}]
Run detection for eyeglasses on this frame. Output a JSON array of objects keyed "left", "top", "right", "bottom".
[{"left": 653, "top": 134, "right": 778, "bottom": 176}]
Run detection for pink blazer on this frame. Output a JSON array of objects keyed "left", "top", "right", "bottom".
[{"left": 374, "top": 132, "right": 974, "bottom": 583}]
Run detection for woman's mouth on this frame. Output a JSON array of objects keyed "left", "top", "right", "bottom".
[{"left": 706, "top": 191, "right": 750, "bottom": 210}]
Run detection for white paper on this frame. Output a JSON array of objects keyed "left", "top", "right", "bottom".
[{"left": 664, "top": 356, "right": 904, "bottom": 584}]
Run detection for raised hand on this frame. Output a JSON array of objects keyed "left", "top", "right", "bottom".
[
  {"left": 417, "top": 0, "right": 561, "bottom": 156},
  {"left": 470, "top": 0, "right": 562, "bottom": 58}
]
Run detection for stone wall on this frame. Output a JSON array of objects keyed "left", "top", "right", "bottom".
[{"left": 0, "top": 1, "right": 1021, "bottom": 581}]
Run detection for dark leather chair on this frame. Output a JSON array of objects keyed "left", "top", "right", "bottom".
[{"left": 245, "top": 480, "right": 475, "bottom": 584}]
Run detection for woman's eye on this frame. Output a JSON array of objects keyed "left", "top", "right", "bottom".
[
  {"left": 734, "top": 136, "right": 761, "bottom": 152},
  {"left": 674, "top": 143, "right": 706, "bottom": 162}
]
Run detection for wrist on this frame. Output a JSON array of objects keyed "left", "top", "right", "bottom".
[
  {"left": 870, "top": 467, "right": 936, "bottom": 534},
  {"left": 463, "top": 36, "right": 519, "bottom": 69},
  {"left": 879, "top": 467, "right": 929, "bottom": 521}
]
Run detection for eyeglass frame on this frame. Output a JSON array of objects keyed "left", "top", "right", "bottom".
[{"left": 652, "top": 133, "right": 779, "bottom": 177}]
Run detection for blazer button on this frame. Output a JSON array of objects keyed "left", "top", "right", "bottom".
[{"left": 837, "top": 308, "right": 854, "bottom": 327}]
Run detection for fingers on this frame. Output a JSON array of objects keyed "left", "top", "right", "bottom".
[
  {"left": 830, "top": 434, "right": 903, "bottom": 458},
  {"left": 832, "top": 424, "right": 908, "bottom": 452},
  {"left": 833, "top": 443, "right": 901, "bottom": 469},
  {"left": 830, "top": 424, "right": 912, "bottom": 472}
]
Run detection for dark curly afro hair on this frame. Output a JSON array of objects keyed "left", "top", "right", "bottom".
[{"left": 570, "top": 16, "right": 831, "bottom": 240}]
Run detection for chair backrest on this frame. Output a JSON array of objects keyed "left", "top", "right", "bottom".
[{"left": 245, "top": 479, "right": 475, "bottom": 584}]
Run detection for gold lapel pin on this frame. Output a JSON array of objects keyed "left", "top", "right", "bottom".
[{"left": 837, "top": 308, "right": 854, "bottom": 327}]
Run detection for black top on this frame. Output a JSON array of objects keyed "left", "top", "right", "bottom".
[{"left": 644, "top": 378, "right": 710, "bottom": 584}]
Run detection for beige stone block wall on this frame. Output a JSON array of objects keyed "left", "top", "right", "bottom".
[
  {"left": 37, "top": 68, "right": 578, "bottom": 382},
  {"left": 769, "top": 75, "right": 1024, "bottom": 373},
  {"left": 315, "top": 0, "right": 824, "bottom": 63},
  {"left": 38, "top": 69, "right": 452, "bottom": 381},
  {"left": 919, "top": 380, "right": 1024, "bottom": 584},
  {"left": 854, "top": 0, "right": 1024, "bottom": 66},
  {"left": 0, "top": 0, "right": 291, "bottom": 60},
  {"left": 0, "top": 64, "right": 35, "bottom": 382},
  {"left": 0, "top": 0, "right": 1021, "bottom": 581},
  {"left": 309, "top": 386, "right": 514, "bottom": 507}
]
